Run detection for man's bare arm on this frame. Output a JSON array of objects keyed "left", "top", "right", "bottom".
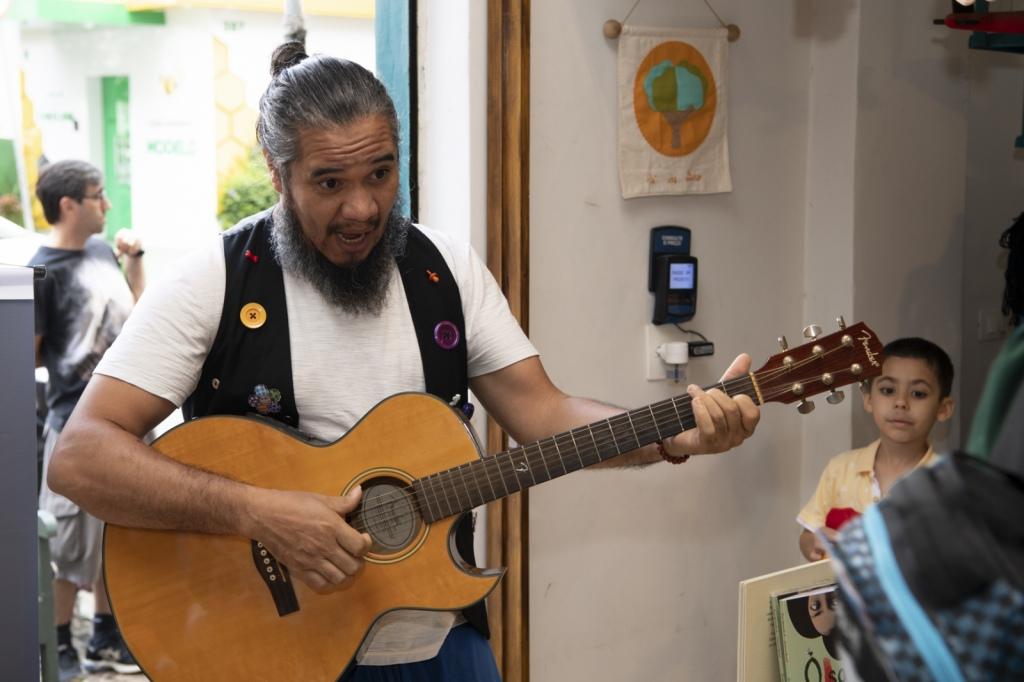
[
  {"left": 49, "top": 375, "right": 251, "bottom": 532},
  {"left": 114, "top": 229, "right": 146, "bottom": 301},
  {"left": 469, "top": 354, "right": 760, "bottom": 468},
  {"left": 49, "top": 375, "right": 370, "bottom": 591},
  {"left": 122, "top": 254, "right": 146, "bottom": 301}
]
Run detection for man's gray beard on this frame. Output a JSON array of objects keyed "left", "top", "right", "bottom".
[{"left": 269, "top": 200, "right": 410, "bottom": 316}]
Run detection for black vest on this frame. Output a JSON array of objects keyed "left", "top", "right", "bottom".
[{"left": 184, "top": 210, "right": 489, "bottom": 639}]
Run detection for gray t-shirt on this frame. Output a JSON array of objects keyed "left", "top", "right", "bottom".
[{"left": 32, "top": 236, "right": 133, "bottom": 430}]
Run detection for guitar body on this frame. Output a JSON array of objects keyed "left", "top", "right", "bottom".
[{"left": 104, "top": 393, "right": 503, "bottom": 681}]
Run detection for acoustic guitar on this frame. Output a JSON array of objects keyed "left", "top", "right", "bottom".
[{"left": 104, "top": 320, "right": 883, "bottom": 680}]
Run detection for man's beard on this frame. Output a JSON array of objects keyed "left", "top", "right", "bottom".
[{"left": 269, "top": 197, "right": 410, "bottom": 316}]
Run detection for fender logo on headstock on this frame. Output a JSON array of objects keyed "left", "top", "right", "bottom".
[
  {"left": 753, "top": 319, "right": 884, "bottom": 408},
  {"left": 858, "top": 330, "right": 881, "bottom": 367}
]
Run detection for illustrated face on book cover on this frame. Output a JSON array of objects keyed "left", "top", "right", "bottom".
[
  {"left": 807, "top": 592, "right": 836, "bottom": 637},
  {"left": 787, "top": 589, "right": 839, "bottom": 658}
]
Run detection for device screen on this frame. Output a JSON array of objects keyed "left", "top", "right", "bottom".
[{"left": 669, "top": 262, "right": 695, "bottom": 290}]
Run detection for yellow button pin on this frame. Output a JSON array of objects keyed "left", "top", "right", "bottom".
[{"left": 240, "top": 302, "right": 267, "bottom": 329}]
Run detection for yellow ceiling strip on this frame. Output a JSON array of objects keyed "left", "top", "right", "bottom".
[{"left": 123, "top": 0, "right": 374, "bottom": 19}]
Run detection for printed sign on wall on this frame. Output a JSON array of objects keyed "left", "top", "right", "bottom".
[{"left": 618, "top": 26, "right": 731, "bottom": 198}]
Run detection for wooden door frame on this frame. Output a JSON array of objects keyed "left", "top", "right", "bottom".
[{"left": 485, "top": 0, "right": 530, "bottom": 680}]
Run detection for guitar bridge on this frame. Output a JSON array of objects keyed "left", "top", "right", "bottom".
[{"left": 251, "top": 540, "right": 300, "bottom": 617}]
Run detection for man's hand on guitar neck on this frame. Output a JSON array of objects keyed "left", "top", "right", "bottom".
[
  {"left": 243, "top": 485, "right": 373, "bottom": 592},
  {"left": 472, "top": 353, "right": 760, "bottom": 469},
  {"left": 660, "top": 352, "right": 761, "bottom": 459}
]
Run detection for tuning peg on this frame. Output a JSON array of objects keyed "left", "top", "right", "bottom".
[
  {"left": 827, "top": 388, "right": 845, "bottom": 405},
  {"left": 836, "top": 315, "right": 847, "bottom": 330},
  {"left": 778, "top": 335, "right": 789, "bottom": 351},
  {"left": 797, "top": 398, "right": 816, "bottom": 414},
  {"left": 803, "top": 325, "right": 822, "bottom": 341}
]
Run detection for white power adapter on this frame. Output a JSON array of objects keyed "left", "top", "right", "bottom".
[{"left": 656, "top": 341, "right": 689, "bottom": 382}]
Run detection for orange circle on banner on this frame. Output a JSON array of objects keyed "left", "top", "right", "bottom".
[{"left": 633, "top": 41, "right": 717, "bottom": 157}]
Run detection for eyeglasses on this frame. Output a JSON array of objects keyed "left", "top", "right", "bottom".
[{"left": 81, "top": 190, "right": 106, "bottom": 202}]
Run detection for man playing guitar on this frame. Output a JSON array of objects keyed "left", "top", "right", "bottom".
[{"left": 47, "top": 42, "right": 760, "bottom": 681}]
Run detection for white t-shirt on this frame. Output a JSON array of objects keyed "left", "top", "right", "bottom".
[{"left": 95, "top": 224, "right": 537, "bottom": 665}]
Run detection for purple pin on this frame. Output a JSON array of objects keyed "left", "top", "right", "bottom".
[{"left": 433, "top": 321, "right": 460, "bottom": 350}]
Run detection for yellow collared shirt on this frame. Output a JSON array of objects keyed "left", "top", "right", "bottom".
[{"left": 797, "top": 439, "right": 937, "bottom": 531}]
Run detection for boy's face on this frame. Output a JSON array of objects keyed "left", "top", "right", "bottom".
[{"left": 862, "top": 356, "right": 954, "bottom": 446}]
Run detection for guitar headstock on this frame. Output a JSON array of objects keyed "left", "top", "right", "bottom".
[{"left": 752, "top": 318, "right": 884, "bottom": 413}]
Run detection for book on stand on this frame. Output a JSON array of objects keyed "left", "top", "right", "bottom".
[
  {"left": 771, "top": 583, "right": 844, "bottom": 682},
  {"left": 736, "top": 559, "right": 836, "bottom": 682}
]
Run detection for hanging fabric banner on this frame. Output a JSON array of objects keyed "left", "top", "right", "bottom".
[{"left": 618, "top": 25, "right": 731, "bottom": 198}]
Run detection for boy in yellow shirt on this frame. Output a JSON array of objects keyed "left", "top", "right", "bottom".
[{"left": 797, "top": 337, "right": 955, "bottom": 561}]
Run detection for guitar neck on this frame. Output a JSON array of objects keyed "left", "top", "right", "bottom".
[{"left": 412, "top": 375, "right": 759, "bottom": 523}]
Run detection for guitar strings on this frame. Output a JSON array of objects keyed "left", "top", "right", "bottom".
[
  {"left": 351, "top": 362, "right": 862, "bottom": 533},
  {"left": 348, "top": 344, "right": 873, "bottom": 533},
  {"left": 355, "top": 373, "right": 756, "bottom": 523},
  {"left": 428, "top": 336, "right": 870, "bottom": 502},
  {"left": 348, "top": 377, "right": 744, "bottom": 532},
  {"left": 349, "top": 347, "right": 869, "bottom": 532}
]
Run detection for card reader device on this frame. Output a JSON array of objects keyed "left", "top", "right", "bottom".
[{"left": 649, "top": 225, "right": 698, "bottom": 325}]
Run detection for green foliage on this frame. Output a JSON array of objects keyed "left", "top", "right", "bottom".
[
  {"left": 646, "top": 60, "right": 707, "bottom": 114},
  {"left": 217, "top": 146, "right": 278, "bottom": 230},
  {"left": 651, "top": 67, "right": 678, "bottom": 112},
  {"left": 678, "top": 61, "right": 708, "bottom": 97},
  {"left": 0, "top": 138, "right": 24, "bottom": 226},
  {"left": 0, "top": 191, "right": 23, "bottom": 226}
]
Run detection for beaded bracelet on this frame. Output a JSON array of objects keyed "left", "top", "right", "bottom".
[{"left": 658, "top": 440, "right": 691, "bottom": 464}]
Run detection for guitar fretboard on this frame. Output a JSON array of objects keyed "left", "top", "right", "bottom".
[{"left": 411, "top": 376, "right": 757, "bottom": 523}]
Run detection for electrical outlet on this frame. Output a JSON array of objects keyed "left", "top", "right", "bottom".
[
  {"left": 645, "top": 323, "right": 682, "bottom": 381},
  {"left": 977, "top": 308, "right": 1009, "bottom": 341}
]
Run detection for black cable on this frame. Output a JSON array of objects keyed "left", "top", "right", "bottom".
[{"left": 673, "top": 325, "right": 708, "bottom": 342}]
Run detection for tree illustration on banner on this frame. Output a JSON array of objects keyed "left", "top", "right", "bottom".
[
  {"left": 617, "top": 26, "right": 729, "bottom": 197},
  {"left": 634, "top": 41, "right": 716, "bottom": 157}
]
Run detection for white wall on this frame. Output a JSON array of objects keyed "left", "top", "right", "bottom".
[
  {"left": 961, "top": 48, "right": 1024, "bottom": 433},
  {"left": 416, "top": 0, "right": 491, "bottom": 563},
  {"left": 0, "top": 22, "right": 20, "bottom": 138},
  {"left": 529, "top": 2, "right": 810, "bottom": 679},
  {"left": 528, "top": 0, "right": 972, "bottom": 679},
  {"left": 850, "top": 1, "right": 968, "bottom": 451},
  {"left": 417, "top": 0, "right": 491, "bottom": 250},
  {"left": 799, "top": 1, "right": 971, "bottom": 496},
  {"left": 798, "top": 0, "right": 860, "bottom": 501}
]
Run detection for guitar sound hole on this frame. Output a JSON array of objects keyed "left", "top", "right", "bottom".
[{"left": 355, "top": 478, "right": 421, "bottom": 554}]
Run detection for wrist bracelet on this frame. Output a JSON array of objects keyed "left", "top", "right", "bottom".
[
  {"left": 129, "top": 250, "right": 145, "bottom": 257},
  {"left": 658, "top": 440, "right": 691, "bottom": 465}
]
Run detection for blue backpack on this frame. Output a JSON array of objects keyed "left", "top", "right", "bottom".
[{"left": 829, "top": 443, "right": 1024, "bottom": 681}]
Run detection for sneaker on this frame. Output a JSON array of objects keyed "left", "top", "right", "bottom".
[
  {"left": 57, "top": 643, "right": 83, "bottom": 682},
  {"left": 83, "top": 629, "right": 141, "bottom": 674}
]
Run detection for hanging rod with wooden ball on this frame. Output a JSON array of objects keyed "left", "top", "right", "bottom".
[
  {"left": 603, "top": 0, "right": 741, "bottom": 42},
  {"left": 603, "top": 19, "right": 624, "bottom": 39}
]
